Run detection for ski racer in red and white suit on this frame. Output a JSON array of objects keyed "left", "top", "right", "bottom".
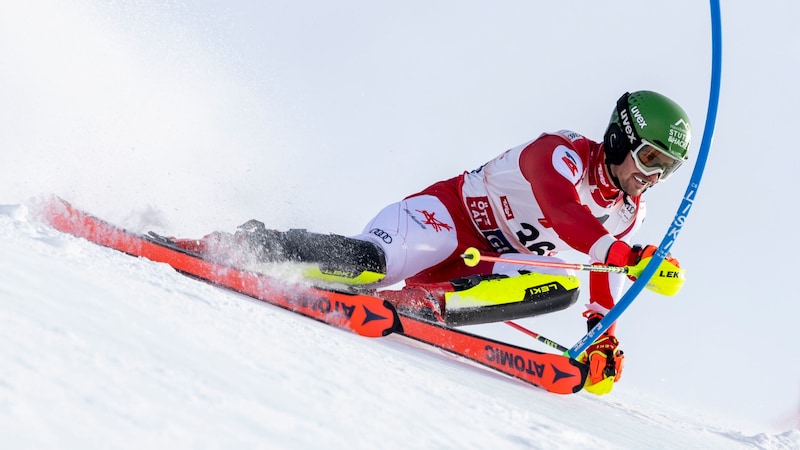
[
  {"left": 354, "top": 127, "right": 674, "bottom": 392},
  {"left": 357, "top": 130, "right": 643, "bottom": 320},
  {"left": 176, "top": 91, "right": 690, "bottom": 393}
]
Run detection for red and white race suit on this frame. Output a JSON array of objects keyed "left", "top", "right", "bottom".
[{"left": 355, "top": 130, "right": 644, "bottom": 314}]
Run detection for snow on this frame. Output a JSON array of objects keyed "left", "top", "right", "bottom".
[
  {"left": 1, "top": 0, "right": 800, "bottom": 448},
  {"left": 1, "top": 204, "right": 797, "bottom": 449}
]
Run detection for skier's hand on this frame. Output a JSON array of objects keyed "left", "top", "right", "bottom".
[
  {"left": 627, "top": 245, "right": 685, "bottom": 296},
  {"left": 605, "top": 241, "right": 660, "bottom": 267},
  {"left": 579, "top": 333, "right": 625, "bottom": 395},
  {"left": 605, "top": 242, "right": 685, "bottom": 296}
]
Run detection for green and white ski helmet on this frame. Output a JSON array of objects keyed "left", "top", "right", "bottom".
[{"left": 604, "top": 90, "right": 691, "bottom": 168}]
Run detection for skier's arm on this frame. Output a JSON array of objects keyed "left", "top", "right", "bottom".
[
  {"left": 518, "top": 136, "right": 622, "bottom": 315},
  {"left": 518, "top": 135, "right": 615, "bottom": 260}
]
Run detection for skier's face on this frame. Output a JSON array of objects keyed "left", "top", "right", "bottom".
[{"left": 610, "top": 152, "right": 660, "bottom": 197}]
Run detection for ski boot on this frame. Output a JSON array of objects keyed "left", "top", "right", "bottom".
[
  {"left": 175, "top": 220, "right": 387, "bottom": 286},
  {"left": 381, "top": 271, "right": 580, "bottom": 326}
]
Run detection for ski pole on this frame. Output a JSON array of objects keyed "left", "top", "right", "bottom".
[
  {"left": 460, "top": 247, "right": 629, "bottom": 274},
  {"left": 504, "top": 321, "right": 569, "bottom": 353}
]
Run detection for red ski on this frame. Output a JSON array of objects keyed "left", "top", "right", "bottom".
[
  {"left": 397, "top": 314, "right": 588, "bottom": 394},
  {"left": 39, "top": 196, "right": 401, "bottom": 338},
  {"left": 39, "top": 196, "right": 587, "bottom": 394}
]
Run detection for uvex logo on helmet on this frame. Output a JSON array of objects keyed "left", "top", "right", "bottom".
[
  {"left": 619, "top": 108, "right": 637, "bottom": 145},
  {"left": 631, "top": 105, "right": 647, "bottom": 128}
]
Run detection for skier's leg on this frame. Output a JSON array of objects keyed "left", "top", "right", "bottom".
[
  {"left": 232, "top": 220, "right": 387, "bottom": 284},
  {"left": 353, "top": 194, "right": 459, "bottom": 288}
]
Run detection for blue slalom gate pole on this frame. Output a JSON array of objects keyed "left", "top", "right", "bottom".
[{"left": 568, "top": 0, "right": 723, "bottom": 359}]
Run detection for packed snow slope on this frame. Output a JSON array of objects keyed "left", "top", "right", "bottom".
[
  {"left": 2, "top": 0, "right": 800, "bottom": 446},
  {"left": 1, "top": 204, "right": 797, "bottom": 449}
]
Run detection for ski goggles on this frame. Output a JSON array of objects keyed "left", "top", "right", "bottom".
[{"left": 631, "top": 140, "right": 684, "bottom": 181}]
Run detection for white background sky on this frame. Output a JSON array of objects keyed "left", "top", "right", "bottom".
[{"left": 1, "top": 0, "right": 799, "bottom": 434}]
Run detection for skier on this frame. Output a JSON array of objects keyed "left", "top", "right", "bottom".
[{"left": 176, "top": 90, "right": 690, "bottom": 394}]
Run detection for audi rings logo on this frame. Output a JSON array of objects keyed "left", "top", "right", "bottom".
[{"left": 369, "top": 228, "right": 392, "bottom": 244}]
